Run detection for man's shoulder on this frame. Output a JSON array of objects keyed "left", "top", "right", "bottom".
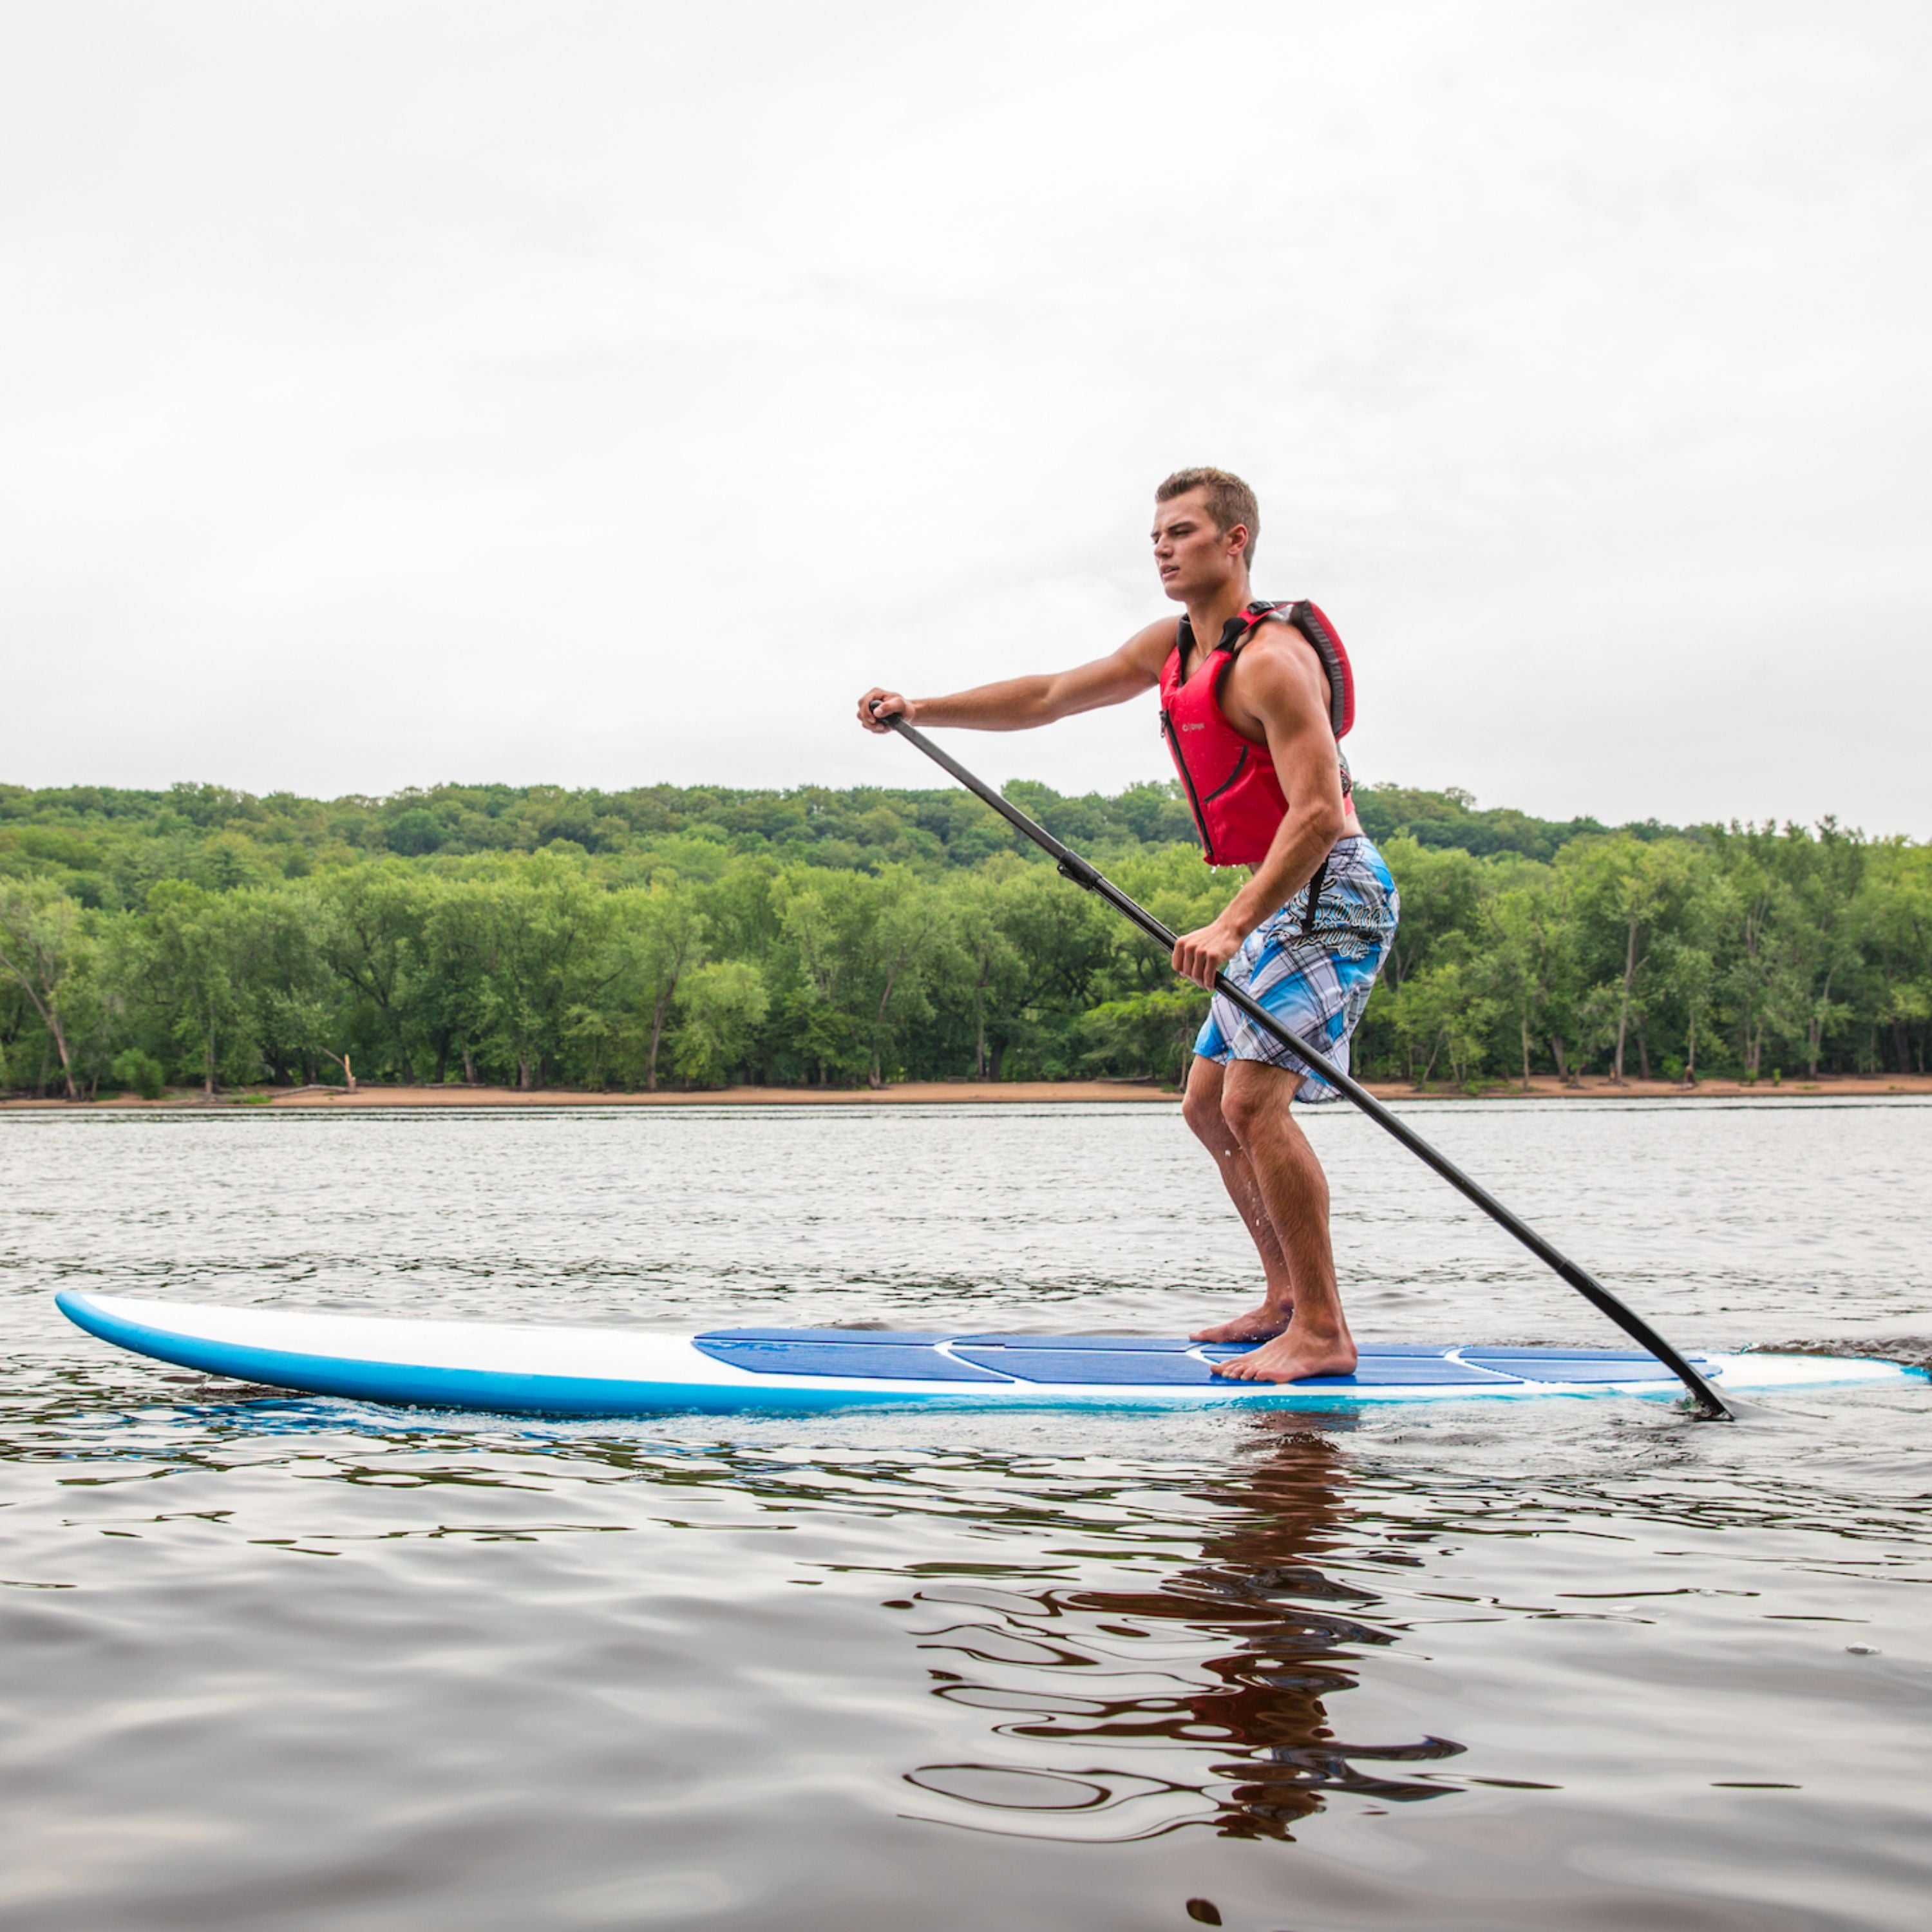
[
  {"left": 1123, "top": 615, "right": 1184, "bottom": 665},
  {"left": 1238, "top": 609, "right": 1323, "bottom": 666},
  {"left": 1224, "top": 617, "right": 1332, "bottom": 717}
]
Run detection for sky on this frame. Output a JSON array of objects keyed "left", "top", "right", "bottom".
[{"left": 5, "top": 2, "right": 1928, "bottom": 833}]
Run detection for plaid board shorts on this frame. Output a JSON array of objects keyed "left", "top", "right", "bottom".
[{"left": 1193, "top": 836, "right": 1401, "bottom": 1103}]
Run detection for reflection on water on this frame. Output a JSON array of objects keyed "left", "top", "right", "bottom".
[
  {"left": 905, "top": 1421, "right": 1466, "bottom": 1841},
  {"left": 3, "top": 1104, "right": 1931, "bottom": 1931}
]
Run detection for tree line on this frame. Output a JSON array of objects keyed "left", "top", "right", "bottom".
[{"left": 1, "top": 779, "right": 1926, "bottom": 1097}]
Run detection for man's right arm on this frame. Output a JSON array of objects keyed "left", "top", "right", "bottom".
[{"left": 857, "top": 620, "right": 1176, "bottom": 734}]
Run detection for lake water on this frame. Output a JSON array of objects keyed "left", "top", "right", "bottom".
[{"left": 2, "top": 1098, "right": 1928, "bottom": 1931}]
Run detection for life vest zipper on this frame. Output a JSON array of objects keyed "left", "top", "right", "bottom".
[{"left": 1161, "top": 708, "right": 1216, "bottom": 863}]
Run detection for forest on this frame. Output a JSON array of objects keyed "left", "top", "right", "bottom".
[{"left": 2, "top": 775, "right": 1927, "bottom": 1097}]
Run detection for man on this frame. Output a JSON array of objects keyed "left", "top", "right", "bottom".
[{"left": 857, "top": 468, "right": 1399, "bottom": 1383}]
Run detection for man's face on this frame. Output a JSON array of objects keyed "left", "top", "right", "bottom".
[{"left": 1151, "top": 490, "right": 1245, "bottom": 602}]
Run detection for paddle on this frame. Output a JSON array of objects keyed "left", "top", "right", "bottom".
[{"left": 875, "top": 707, "right": 1732, "bottom": 1421}]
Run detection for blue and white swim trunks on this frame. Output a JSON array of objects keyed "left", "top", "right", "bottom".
[{"left": 1193, "top": 835, "right": 1400, "bottom": 1103}]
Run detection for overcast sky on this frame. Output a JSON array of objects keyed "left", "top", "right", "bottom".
[{"left": 5, "top": 3, "right": 1927, "bottom": 833}]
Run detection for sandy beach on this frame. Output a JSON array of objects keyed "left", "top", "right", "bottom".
[{"left": 6, "top": 1072, "right": 1929, "bottom": 1110}]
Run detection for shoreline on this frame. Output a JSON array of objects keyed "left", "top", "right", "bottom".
[{"left": 5, "top": 1072, "right": 1930, "bottom": 1112}]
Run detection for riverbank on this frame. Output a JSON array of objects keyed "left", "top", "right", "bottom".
[{"left": 6, "top": 1072, "right": 1929, "bottom": 1110}]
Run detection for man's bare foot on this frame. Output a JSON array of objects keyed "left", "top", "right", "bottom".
[
  {"left": 1210, "top": 1329, "right": 1357, "bottom": 1383},
  {"left": 1191, "top": 1303, "right": 1292, "bottom": 1344}
]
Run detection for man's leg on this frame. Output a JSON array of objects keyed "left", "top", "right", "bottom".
[
  {"left": 1182, "top": 1055, "right": 1298, "bottom": 1342},
  {"left": 1209, "top": 1058, "right": 1357, "bottom": 1383}
]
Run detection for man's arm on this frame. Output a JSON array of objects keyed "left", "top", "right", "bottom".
[
  {"left": 1169, "top": 634, "right": 1350, "bottom": 989},
  {"left": 857, "top": 620, "right": 1175, "bottom": 733}
]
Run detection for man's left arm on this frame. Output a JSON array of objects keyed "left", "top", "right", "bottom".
[{"left": 1168, "top": 641, "right": 1349, "bottom": 989}]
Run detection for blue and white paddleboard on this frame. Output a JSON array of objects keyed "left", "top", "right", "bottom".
[{"left": 53, "top": 1291, "right": 1922, "bottom": 1417}]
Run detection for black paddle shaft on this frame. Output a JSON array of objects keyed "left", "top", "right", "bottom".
[{"left": 878, "top": 710, "right": 1732, "bottom": 1420}]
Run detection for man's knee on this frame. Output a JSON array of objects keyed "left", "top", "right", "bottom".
[
  {"left": 1181, "top": 1058, "right": 1226, "bottom": 1141},
  {"left": 1220, "top": 1063, "right": 1296, "bottom": 1145}
]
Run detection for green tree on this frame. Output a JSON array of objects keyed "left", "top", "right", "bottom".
[
  {"left": 1079, "top": 986, "right": 1208, "bottom": 1084},
  {"left": 765, "top": 868, "right": 955, "bottom": 1086},
  {"left": 935, "top": 864, "right": 1029, "bottom": 1081},
  {"left": 136, "top": 882, "right": 255, "bottom": 1094},
  {"left": 979, "top": 863, "right": 1119, "bottom": 1079},
  {"left": 471, "top": 855, "right": 620, "bottom": 1089},
  {"left": 1477, "top": 863, "right": 1571, "bottom": 1088},
  {"left": 607, "top": 881, "right": 708, "bottom": 1091},
  {"left": 1852, "top": 840, "right": 1932, "bottom": 1075},
  {"left": 314, "top": 863, "right": 433, "bottom": 1082},
  {"left": 860, "top": 871, "right": 951, "bottom": 1088},
  {"left": 1561, "top": 835, "right": 1705, "bottom": 1082},
  {"left": 670, "top": 960, "right": 770, "bottom": 1086},
  {"left": 0, "top": 878, "right": 90, "bottom": 1098},
  {"left": 416, "top": 878, "right": 499, "bottom": 1084},
  {"left": 1708, "top": 829, "right": 1817, "bottom": 1079},
  {"left": 1388, "top": 959, "right": 1499, "bottom": 1090},
  {"left": 220, "top": 885, "right": 338, "bottom": 1086},
  {"left": 1377, "top": 836, "right": 1485, "bottom": 997},
  {"left": 110, "top": 1048, "right": 167, "bottom": 1099},
  {"left": 1777, "top": 821, "right": 1866, "bottom": 1078}
]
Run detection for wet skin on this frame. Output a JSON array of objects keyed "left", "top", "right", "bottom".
[{"left": 1182, "top": 1055, "right": 1358, "bottom": 1383}]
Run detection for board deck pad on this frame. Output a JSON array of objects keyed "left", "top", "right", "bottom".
[
  {"left": 688, "top": 1338, "right": 1011, "bottom": 1381},
  {"left": 53, "top": 1293, "right": 1925, "bottom": 1418},
  {"left": 1459, "top": 1351, "right": 1678, "bottom": 1383},
  {"left": 689, "top": 1331, "right": 1690, "bottom": 1387}
]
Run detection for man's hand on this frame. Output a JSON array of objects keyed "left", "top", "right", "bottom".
[
  {"left": 1171, "top": 918, "right": 1245, "bottom": 990},
  {"left": 858, "top": 688, "right": 914, "bottom": 732}
]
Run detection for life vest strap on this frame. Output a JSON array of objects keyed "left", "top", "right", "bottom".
[{"left": 1301, "top": 855, "right": 1328, "bottom": 936}]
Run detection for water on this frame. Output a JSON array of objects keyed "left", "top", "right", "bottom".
[{"left": 2, "top": 1098, "right": 1928, "bottom": 1931}]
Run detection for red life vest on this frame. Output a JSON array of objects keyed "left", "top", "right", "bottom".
[{"left": 1159, "top": 599, "right": 1356, "bottom": 867}]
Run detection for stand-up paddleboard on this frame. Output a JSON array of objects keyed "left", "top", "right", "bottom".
[{"left": 54, "top": 1291, "right": 1923, "bottom": 1418}]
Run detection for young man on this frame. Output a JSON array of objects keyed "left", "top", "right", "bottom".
[{"left": 856, "top": 468, "right": 1399, "bottom": 1383}]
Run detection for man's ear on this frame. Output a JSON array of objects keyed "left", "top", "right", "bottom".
[{"left": 1226, "top": 523, "right": 1250, "bottom": 560}]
